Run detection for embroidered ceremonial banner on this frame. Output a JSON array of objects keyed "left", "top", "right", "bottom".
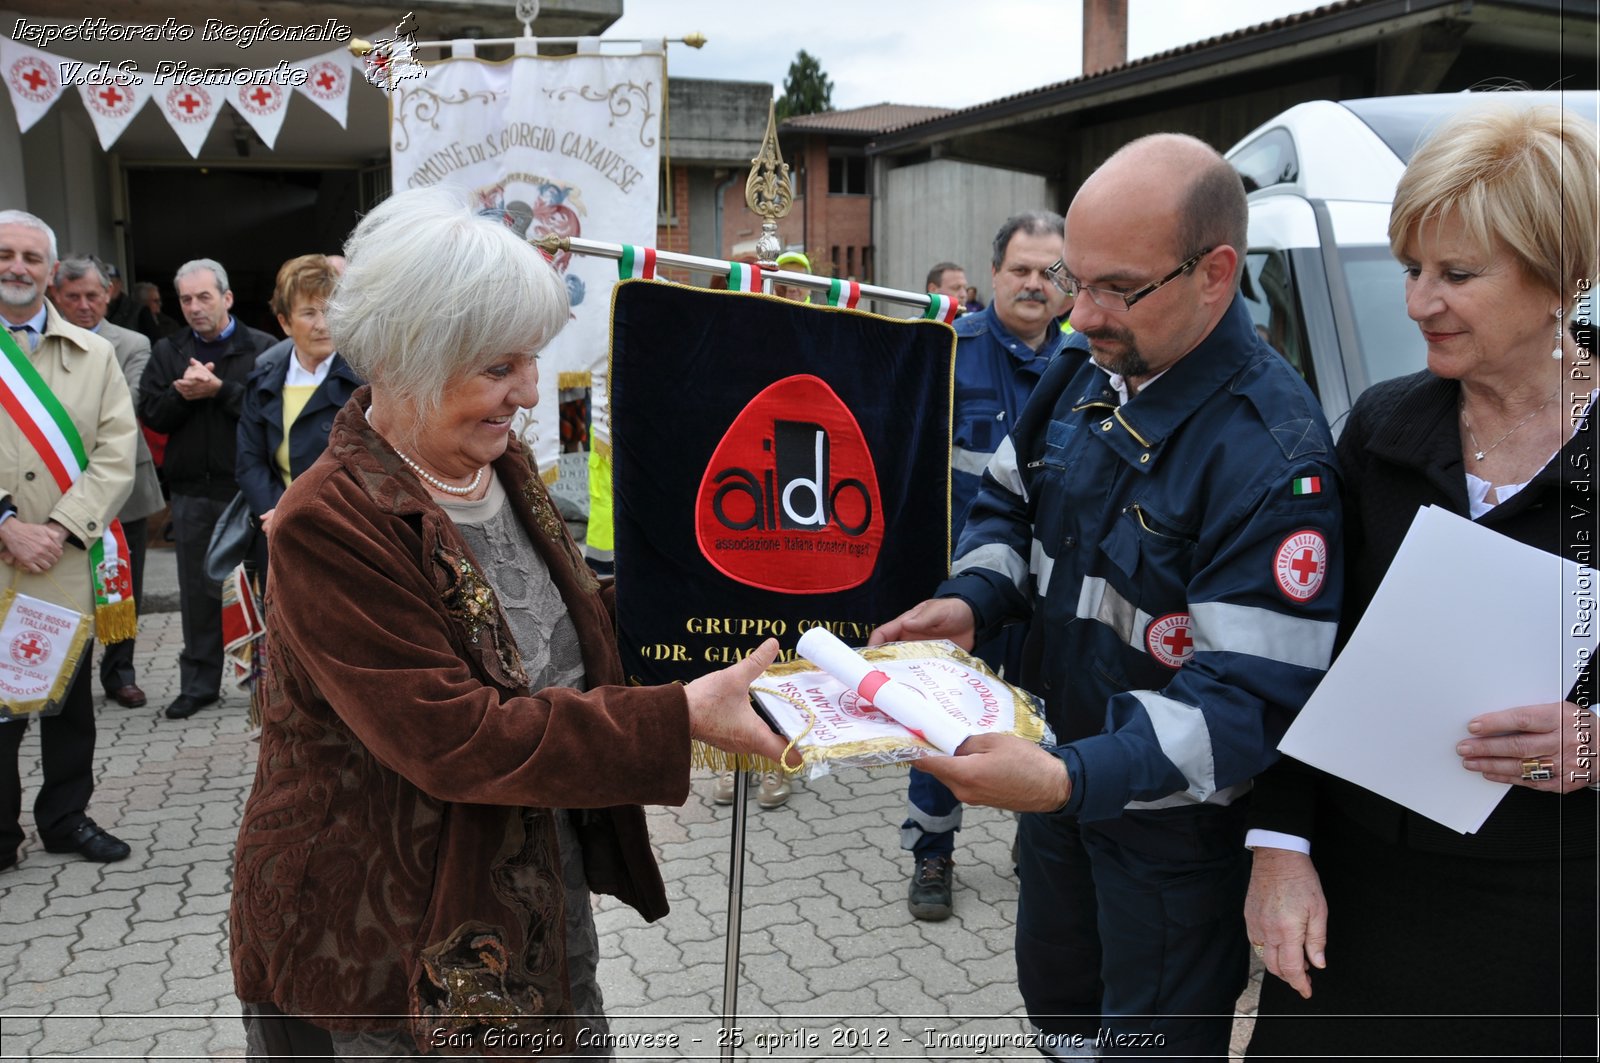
[
  {"left": 610, "top": 281, "right": 954, "bottom": 691},
  {"left": 751, "top": 636, "right": 1051, "bottom": 778},
  {"left": 389, "top": 48, "right": 664, "bottom": 528},
  {"left": 0, "top": 589, "right": 91, "bottom": 722}
]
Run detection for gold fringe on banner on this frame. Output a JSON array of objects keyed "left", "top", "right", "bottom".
[
  {"left": 95, "top": 600, "right": 137, "bottom": 645},
  {"left": 557, "top": 370, "right": 593, "bottom": 391}
]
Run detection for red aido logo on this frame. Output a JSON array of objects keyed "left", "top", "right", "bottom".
[{"left": 696, "top": 375, "right": 883, "bottom": 594}]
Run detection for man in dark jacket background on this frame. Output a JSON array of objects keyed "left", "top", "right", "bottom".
[{"left": 138, "top": 258, "right": 274, "bottom": 720}]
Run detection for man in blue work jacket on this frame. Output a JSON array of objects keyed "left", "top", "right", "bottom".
[
  {"left": 874, "top": 133, "right": 1342, "bottom": 1058},
  {"left": 903, "top": 218, "right": 1086, "bottom": 922}
]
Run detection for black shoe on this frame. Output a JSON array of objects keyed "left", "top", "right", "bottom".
[
  {"left": 164, "top": 693, "right": 218, "bottom": 720},
  {"left": 42, "top": 820, "right": 131, "bottom": 863},
  {"left": 908, "top": 855, "right": 954, "bottom": 921}
]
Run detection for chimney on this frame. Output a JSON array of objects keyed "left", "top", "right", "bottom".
[{"left": 1083, "top": 0, "right": 1128, "bottom": 77}]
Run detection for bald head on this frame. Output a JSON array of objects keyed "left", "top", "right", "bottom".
[
  {"left": 1064, "top": 133, "right": 1248, "bottom": 385},
  {"left": 1079, "top": 133, "right": 1247, "bottom": 284}
]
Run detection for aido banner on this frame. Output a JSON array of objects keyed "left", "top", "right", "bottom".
[
  {"left": 389, "top": 49, "right": 664, "bottom": 521},
  {"left": 609, "top": 281, "right": 955, "bottom": 684}
]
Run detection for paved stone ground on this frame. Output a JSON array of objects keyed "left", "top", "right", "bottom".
[{"left": 0, "top": 607, "right": 1261, "bottom": 1061}]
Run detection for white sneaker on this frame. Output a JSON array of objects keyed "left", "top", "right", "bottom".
[{"left": 712, "top": 772, "right": 737, "bottom": 805}]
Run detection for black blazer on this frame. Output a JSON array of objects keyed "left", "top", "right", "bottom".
[{"left": 1251, "top": 369, "right": 1596, "bottom": 860}]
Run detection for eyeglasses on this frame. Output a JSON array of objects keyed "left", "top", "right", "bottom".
[{"left": 1045, "top": 247, "right": 1214, "bottom": 312}]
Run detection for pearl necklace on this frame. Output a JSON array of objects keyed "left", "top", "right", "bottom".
[
  {"left": 391, "top": 446, "right": 484, "bottom": 495},
  {"left": 364, "top": 405, "right": 484, "bottom": 495}
]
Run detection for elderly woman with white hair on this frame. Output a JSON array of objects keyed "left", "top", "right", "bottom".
[{"left": 229, "top": 188, "right": 791, "bottom": 1059}]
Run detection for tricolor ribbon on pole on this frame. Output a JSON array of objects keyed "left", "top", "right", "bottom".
[
  {"left": 726, "top": 262, "right": 765, "bottom": 293},
  {"left": 921, "top": 293, "right": 959, "bottom": 324},
  {"left": 826, "top": 278, "right": 861, "bottom": 309},
  {"left": 0, "top": 328, "right": 136, "bottom": 643},
  {"left": 618, "top": 245, "right": 657, "bottom": 280}
]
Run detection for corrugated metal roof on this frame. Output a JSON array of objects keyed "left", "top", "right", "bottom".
[{"left": 780, "top": 102, "right": 955, "bottom": 134}]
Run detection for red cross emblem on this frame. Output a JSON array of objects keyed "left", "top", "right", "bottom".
[
  {"left": 99, "top": 87, "right": 124, "bottom": 108},
  {"left": 250, "top": 87, "right": 272, "bottom": 106},
  {"left": 307, "top": 61, "right": 345, "bottom": 100},
  {"left": 10, "top": 58, "right": 56, "bottom": 103},
  {"left": 165, "top": 86, "right": 211, "bottom": 123},
  {"left": 1146, "top": 613, "right": 1196, "bottom": 669},
  {"left": 1274, "top": 529, "right": 1329, "bottom": 602},
  {"left": 10, "top": 631, "right": 52, "bottom": 667}
]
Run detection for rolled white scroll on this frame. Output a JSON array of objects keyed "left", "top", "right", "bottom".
[{"left": 793, "top": 627, "right": 971, "bottom": 754}]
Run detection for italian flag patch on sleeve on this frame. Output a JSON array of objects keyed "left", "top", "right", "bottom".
[{"left": 1292, "top": 476, "right": 1322, "bottom": 496}]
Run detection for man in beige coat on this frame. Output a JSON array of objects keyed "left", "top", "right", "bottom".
[
  {"left": 51, "top": 255, "right": 166, "bottom": 709},
  {"left": 0, "top": 210, "right": 136, "bottom": 871}
]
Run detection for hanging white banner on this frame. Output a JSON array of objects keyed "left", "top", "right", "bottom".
[
  {"left": 0, "top": 35, "right": 65, "bottom": 132},
  {"left": 156, "top": 82, "right": 221, "bottom": 157},
  {"left": 292, "top": 48, "right": 354, "bottom": 128},
  {"left": 224, "top": 79, "right": 292, "bottom": 149},
  {"left": 77, "top": 69, "right": 154, "bottom": 151},
  {"left": 388, "top": 50, "right": 664, "bottom": 518}
]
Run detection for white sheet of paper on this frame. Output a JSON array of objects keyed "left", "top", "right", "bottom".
[{"left": 1279, "top": 505, "right": 1596, "bottom": 834}]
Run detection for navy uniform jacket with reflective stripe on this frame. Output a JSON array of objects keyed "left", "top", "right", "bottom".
[
  {"left": 950, "top": 303, "right": 1082, "bottom": 545},
  {"left": 939, "top": 295, "right": 1343, "bottom": 823}
]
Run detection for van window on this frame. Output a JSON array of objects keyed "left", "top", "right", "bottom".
[
  {"left": 1231, "top": 129, "right": 1299, "bottom": 192},
  {"left": 1242, "top": 249, "right": 1317, "bottom": 397}
]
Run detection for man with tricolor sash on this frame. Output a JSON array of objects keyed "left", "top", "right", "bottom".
[{"left": 0, "top": 210, "right": 138, "bottom": 871}]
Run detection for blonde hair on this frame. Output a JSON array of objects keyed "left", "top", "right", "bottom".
[
  {"left": 328, "top": 187, "right": 569, "bottom": 416},
  {"left": 271, "top": 254, "right": 337, "bottom": 318},
  {"left": 1390, "top": 103, "right": 1598, "bottom": 309}
]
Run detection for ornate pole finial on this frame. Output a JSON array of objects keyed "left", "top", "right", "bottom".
[{"left": 745, "top": 100, "right": 793, "bottom": 267}]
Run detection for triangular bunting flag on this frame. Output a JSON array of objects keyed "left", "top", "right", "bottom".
[
  {"left": 618, "top": 245, "right": 656, "bottom": 280},
  {"left": 292, "top": 48, "right": 353, "bottom": 128},
  {"left": 727, "top": 261, "right": 765, "bottom": 293},
  {"left": 157, "top": 83, "right": 222, "bottom": 158},
  {"left": 76, "top": 71, "right": 154, "bottom": 150},
  {"left": 0, "top": 35, "right": 66, "bottom": 133},
  {"left": 921, "top": 293, "right": 959, "bottom": 324},
  {"left": 826, "top": 278, "right": 861, "bottom": 309},
  {"left": 224, "top": 79, "right": 293, "bottom": 149}
]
